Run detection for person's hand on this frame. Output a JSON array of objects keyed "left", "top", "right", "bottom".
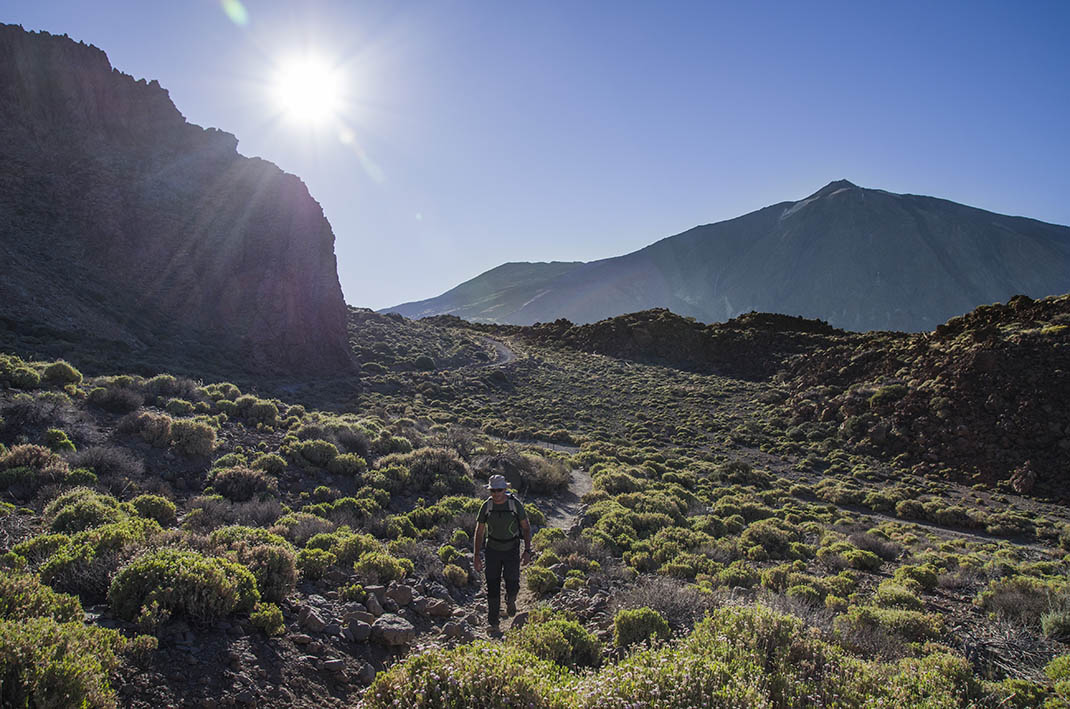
[
  {"left": 474, "top": 554, "right": 483, "bottom": 573},
  {"left": 522, "top": 549, "right": 532, "bottom": 565}
]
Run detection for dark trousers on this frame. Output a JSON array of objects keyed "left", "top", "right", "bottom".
[{"left": 484, "top": 543, "right": 520, "bottom": 624}]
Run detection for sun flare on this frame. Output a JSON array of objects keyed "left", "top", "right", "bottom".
[{"left": 271, "top": 54, "right": 344, "bottom": 126}]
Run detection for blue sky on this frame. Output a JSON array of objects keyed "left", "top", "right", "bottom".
[{"left": 6, "top": 1, "right": 1069, "bottom": 309}]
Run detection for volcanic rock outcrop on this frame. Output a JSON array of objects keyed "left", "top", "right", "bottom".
[{"left": 0, "top": 25, "right": 352, "bottom": 374}]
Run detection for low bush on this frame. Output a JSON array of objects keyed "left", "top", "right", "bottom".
[
  {"left": 211, "top": 466, "right": 277, "bottom": 502},
  {"left": 527, "top": 566, "right": 559, "bottom": 596},
  {"left": 129, "top": 494, "right": 177, "bottom": 527},
  {"left": 613, "top": 606, "right": 670, "bottom": 648},
  {"left": 250, "top": 602, "right": 285, "bottom": 636},
  {"left": 353, "top": 550, "right": 412, "bottom": 584},
  {"left": 108, "top": 549, "right": 258, "bottom": 626},
  {"left": 839, "top": 605, "right": 942, "bottom": 643},
  {"left": 443, "top": 563, "right": 468, "bottom": 587},
  {"left": 509, "top": 616, "right": 602, "bottom": 669},
  {"left": 39, "top": 518, "right": 162, "bottom": 600},
  {"left": 87, "top": 385, "right": 144, "bottom": 413},
  {"left": 327, "top": 453, "right": 367, "bottom": 477},
  {"left": 0, "top": 616, "right": 143, "bottom": 708},
  {"left": 364, "top": 641, "right": 572, "bottom": 708},
  {"left": 44, "top": 428, "right": 75, "bottom": 454},
  {"left": 296, "top": 548, "right": 336, "bottom": 580},
  {"left": 251, "top": 453, "right": 287, "bottom": 475},
  {"left": 169, "top": 419, "right": 216, "bottom": 457},
  {"left": 0, "top": 570, "right": 83, "bottom": 622},
  {"left": 44, "top": 488, "right": 124, "bottom": 533}
]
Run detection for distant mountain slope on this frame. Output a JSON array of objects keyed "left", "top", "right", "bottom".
[
  {"left": 0, "top": 25, "right": 353, "bottom": 374},
  {"left": 385, "top": 180, "right": 1070, "bottom": 332}
]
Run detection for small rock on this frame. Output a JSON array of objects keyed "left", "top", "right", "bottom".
[
  {"left": 348, "top": 620, "right": 372, "bottom": 642},
  {"left": 291, "top": 634, "right": 314, "bottom": 645},
  {"left": 385, "top": 583, "right": 414, "bottom": 607},
  {"left": 323, "top": 622, "right": 342, "bottom": 636},
  {"left": 371, "top": 613, "right": 415, "bottom": 647},
  {"left": 299, "top": 606, "right": 328, "bottom": 633},
  {"left": 323, "top": 658, "right": 346, "bottom": 672},
  {"left": 345, "top": 610, "right": 376, "bottom": 625},
  {"left": 357, "top": 662, "right": 377, "bottom": 685},
  {"left": 382, "top": 597, "right": 399, "bottom": 613},
  {"left": 234, "top": 689, "right": 256, "bottom": 705},
  {"left": 365, "top": 594, "right": 385, "bottom": 616},
  {"left": 365, "top": 585, "right": 387, "bottom": 602}
]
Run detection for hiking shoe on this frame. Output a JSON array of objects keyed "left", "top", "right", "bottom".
[{"left": 506, "top": 599, "right": 517, "bottom": 616}]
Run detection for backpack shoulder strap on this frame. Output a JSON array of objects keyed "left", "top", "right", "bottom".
[{"left": 506, "top": 493, "right": 520, "bottom": 519}]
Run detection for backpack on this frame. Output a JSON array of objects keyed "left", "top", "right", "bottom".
[{"left": 485, "top": 493, "right": 523, "bottom": 542}]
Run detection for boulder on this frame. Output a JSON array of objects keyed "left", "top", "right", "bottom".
[{"left": 372, "top": 614, "right": 415, "bottom": 647}]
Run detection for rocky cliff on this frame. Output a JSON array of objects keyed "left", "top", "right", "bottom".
[{"left": 0, "top": 24, "right": 353, "bottom": 375}]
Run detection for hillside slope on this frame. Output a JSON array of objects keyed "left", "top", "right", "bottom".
[
  {"left": 386, "top": 180, "right": 1070, "bottom": 332},
  {"left": 0, "top": 25, "right": 352, "bottom": 375}
]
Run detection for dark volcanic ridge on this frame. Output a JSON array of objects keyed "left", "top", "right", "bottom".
[
  {"left": 0, "top": 24, "right": 353, "bottom": 376},
  {"left": 386, "top": 180, "right": 1070, "bottom": 333}
]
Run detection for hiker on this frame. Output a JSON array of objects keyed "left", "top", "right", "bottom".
[{"left": 473, "top": 474, "right": 533, "bottom": 629}]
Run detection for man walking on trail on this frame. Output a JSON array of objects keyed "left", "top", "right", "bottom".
[{"left": 473, "top": 474, "right": 533, "bottom": 629}]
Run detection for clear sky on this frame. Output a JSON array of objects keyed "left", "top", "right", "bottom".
[{"left": 6, "top": 1, "right": 1070, "bottom": 310}]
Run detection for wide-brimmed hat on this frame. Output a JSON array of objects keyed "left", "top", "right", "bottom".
[{"left": 487, "top": 474, "right": 508, "bottom": 490}]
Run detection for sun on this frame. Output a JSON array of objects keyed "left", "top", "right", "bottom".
[{"left": 271, "top": 54, "right": 344, "bottom": 126}]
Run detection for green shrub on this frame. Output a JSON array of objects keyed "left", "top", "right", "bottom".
[
  {"left": 613, "top": 606, "right": 670, "bottom": 647},
  {"left": 0, "top": 617, "right": 138, "bottom": 708},
  {"left": 7, "top": 366, "right": 40, "bottom": 389},
  {"left": 127, "top": 411, "right": 173, "bottom": 447},
  {"left": 363, "top": 641, "right": 571, "bottom": 708},
  {"left": 1041, "top": 608, "right": 1070, "bottom": 641},
  {"left": 844, "top": 549, "right": 882, "bottom": 571},
  {"left": 353, "top": 550, "right": 412, "bottom": 584},
  {"left": 210, "top": 466, "right": 277, "bottom": 502},
  {"left": 41, "top": 360, "right": 83, "bottom": 385},
  {"left": 44, "top": 428, "right": 75, "bottom": 454},
  {"left": 327, "top": 453, "right": 367, "bottom": 476},
  {"left": 378, "top": 447, "right": 473, "bottom": 494},
  {"left": 894, "top": 564, "right": 939, "bottom": 591},
  {"left": 296, "top": 548, "right": 336, "bottom": 580},
  {"left": 443, "top": 563, "right": 468, "bottom": 587},
  {"left": 509, "top": 617, "right": 602, "bottom": 669},
  {"left": 839, "top": 605, "right": 942, "bottom": 642},
  {"left": 975, "top": 575, "right": 1068, "bottom": 625},
  {"left": 39, "top": 518, "right": 161, "bottom": 599},
  {"left": 87, "top": 385, "right": 144, "bottom": 413},
  {"left": 293, "top": 439, "right": 339, "bottom": 468},
  {"left": 250, "top": 602, "right": 285, "bottom": 636},
  {"left": 526, "top": 566, "right": 559, "bottom": 596},
  {"left": 108, "top": 549, "right": 258, "bottom": 625},
  {"left": 246, "top": 400, "right": 279, "bottom": 426},
  {"left": 170, "top": 419, "right": 216, "bottom": 457},
  {"left": 0, "top": 570, "right": 83, "bottom": 622},
  {"left": 45, "top": 488, "right": 123, "bottom": 533},
  {"left": 164, "top": 398, "right": 195, "bottom": 416},
  {"left": 129, "top": 494, "right": 177, "bottom": 527},
  {"left": 251, "top": 453, "right": 287, "bottom": 475},
  {"left": 875, "top": 580, "right": 924, "bottom": 610},
  {"left": 241, "top": 544, "right": 297, "bottom": 603}
]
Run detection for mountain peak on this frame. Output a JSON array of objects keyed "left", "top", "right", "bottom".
[{"left": 807, "top": 179, "right": 860, "bottom": 200}]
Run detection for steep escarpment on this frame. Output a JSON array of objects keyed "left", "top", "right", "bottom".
[
  {"left": 778, "top": 294, "right": 1070, "bottom": 494},
  {"left": 0, "top": 25, "right": 352, "bottom": 375}
]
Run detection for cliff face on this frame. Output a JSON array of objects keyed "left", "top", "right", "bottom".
[{"left": 0, "top": 24, "right": 353, "bottom": 375}]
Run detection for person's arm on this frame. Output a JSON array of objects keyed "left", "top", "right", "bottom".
[
  {"left": 520, "top": 518, "right": 533, "bottom": 564},
  {"left": 473, "top": 520, "right": 486, "bottom": 573}
]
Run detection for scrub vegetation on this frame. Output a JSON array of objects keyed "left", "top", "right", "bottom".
[{"left": 1, "top": 295, "right": 1069, "bottom": 707}]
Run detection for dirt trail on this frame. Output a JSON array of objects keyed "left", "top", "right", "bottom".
[{"left": 473, "top": 335, "right": 516, "bottom": 366}]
